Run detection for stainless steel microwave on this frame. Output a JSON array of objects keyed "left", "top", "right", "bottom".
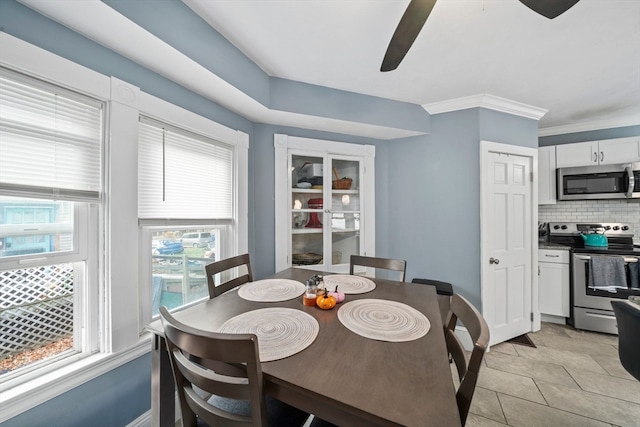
[{"left": 557, "top": 162, "right": 640, "bottom": 200}]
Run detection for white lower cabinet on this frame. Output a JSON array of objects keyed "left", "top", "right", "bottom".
[{"left": 538, "top": 249, "right": 570, "bottom": 320}]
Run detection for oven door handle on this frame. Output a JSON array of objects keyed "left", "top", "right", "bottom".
[
  {"left": 575, "top": 254, "right": 638, "bottom": 263},
  {"left": 584, "top": 311, "right": 617, "bottom": 321}
]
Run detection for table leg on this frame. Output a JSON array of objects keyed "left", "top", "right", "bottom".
[{"left": 151, "top": 334, "right": 175, "bottom": 427}]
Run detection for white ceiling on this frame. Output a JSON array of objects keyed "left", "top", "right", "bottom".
[{"left": 183, "top": 0, "right": 640, "bottom": 134}]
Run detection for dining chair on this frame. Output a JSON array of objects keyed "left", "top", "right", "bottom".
[
  {"left": 445, "top": 293, "right": 490, "bottom": 426},
  {"left": 159, "top": 306, "right": 310, "bottom": 427},
  {"left": 611, "top": 300, "right": 640, "bottom": 381},
  {"left": 349, "top": 254, "right": 407, "bottom": 282},
  {"left": 205, "top": 253, "right": 253, "bottom": 298},
  {"left": 411, "top": 278, "right": 454, "bottom": 325}
]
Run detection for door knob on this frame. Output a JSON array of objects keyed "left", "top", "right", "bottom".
[{"left": 489, "top": 257, "right": 500, "bottom": 265}]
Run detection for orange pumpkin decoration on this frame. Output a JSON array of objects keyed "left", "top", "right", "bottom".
[{"left": 316, "top": 288, "right": 336, "bottom": 310}]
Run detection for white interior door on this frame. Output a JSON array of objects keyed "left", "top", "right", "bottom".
[{"left": 481, "top": 141, "right": 537, "bottom": 346}]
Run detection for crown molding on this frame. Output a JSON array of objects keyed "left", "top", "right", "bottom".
[
  {"left": 538, "top": 115, "right": 640, "bottom": 137},
  {"left": 422, "top": 94, "right": 548, "bottom": 121}
]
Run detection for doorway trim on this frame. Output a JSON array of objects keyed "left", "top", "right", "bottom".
[{"left": 480, "top": 140, "right": 540, "bottom": 345}]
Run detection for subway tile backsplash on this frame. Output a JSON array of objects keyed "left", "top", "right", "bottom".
[{"left": 539, "top": 200, "right": 640, "bottom": 238}]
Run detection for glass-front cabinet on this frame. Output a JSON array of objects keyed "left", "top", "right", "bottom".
[{"left": 274, "top": 135, "right": 375, "bottom": 273}]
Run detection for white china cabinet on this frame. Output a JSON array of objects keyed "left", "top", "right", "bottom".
[{"left": 274, "top": 134, "right": 375, "bottom": 273}]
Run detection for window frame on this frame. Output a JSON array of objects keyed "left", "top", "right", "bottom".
[
  {"left": 0, "top": 63, "right": 105, "bottom": 383},
  {"left": 0, "top": 201, "right": 99, "bottom": 384},
  {"left": 136, "top": 93, "right": 249, "bottom": 327}
]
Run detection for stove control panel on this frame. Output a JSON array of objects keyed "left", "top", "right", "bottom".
[{"left": 548, "top": 222, "right": 633, "bottom": 237}]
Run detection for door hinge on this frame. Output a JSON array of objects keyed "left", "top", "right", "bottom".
[
  {"left": 530, "top": 172, "right": 534, "bottom": 182},
  {"left": 530, "top": 312, "right": 534, "bottom": 321}
]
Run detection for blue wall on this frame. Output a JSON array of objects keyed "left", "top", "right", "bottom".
[
  {"left": 1, "top": 354, "right": 151, "bottom": 427},
  {"left": 385, "top": 108, "right": 538, "bottom": 307}
]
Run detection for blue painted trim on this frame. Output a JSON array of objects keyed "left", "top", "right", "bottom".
[{"left": 539, "top": 125, "right": 640, "bottom": 146}]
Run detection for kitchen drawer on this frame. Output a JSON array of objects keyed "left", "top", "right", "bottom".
[
  {"left": 573, "top": 307, "right": 618, "bottom": 335},
  {"left": 539, "top": 249, "right": 570, "bottom": 263}
]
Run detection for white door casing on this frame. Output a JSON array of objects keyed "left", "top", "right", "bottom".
[{"left": 481, "top": 141, "right": 539, "bottom": 346}]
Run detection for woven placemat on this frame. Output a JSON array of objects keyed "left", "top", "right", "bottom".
[
  {"left": 238, "top": 279, "right": 305, "bottom": 302},
  {"left": 337, "top": 299, "right": 430, "bottom": 342},
  {"left": 322, "top": 275, "right": 376, "bottom": 294},
  {"left": 218, "top": 308, "right": 319, "bottom": 362}
]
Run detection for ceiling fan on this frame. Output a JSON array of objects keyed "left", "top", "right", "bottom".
[{"left": 380, "top": 0, "right": 581, "bottom": 72}]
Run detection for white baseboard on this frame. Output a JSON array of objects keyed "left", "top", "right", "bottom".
[
  {"left": 541, "top": 314, "right": 567, "bottom": 325},
  {"left": 127, "top": 393, "right": 181, "bottom": 427},
  {"left": 126, "top": 410, "right": 151, "bottom": 427}
]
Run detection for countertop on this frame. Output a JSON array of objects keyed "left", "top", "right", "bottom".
[{"left": 539, "top": 242, "right": 571, "bottom": 251}]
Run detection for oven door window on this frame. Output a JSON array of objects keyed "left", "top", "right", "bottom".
[{"left": 585, "top": 259, "right": 640, "bottom": 299}]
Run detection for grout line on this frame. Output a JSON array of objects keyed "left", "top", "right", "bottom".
[{"left": 494, "top": 391, "right": 510, "bottom": 426}]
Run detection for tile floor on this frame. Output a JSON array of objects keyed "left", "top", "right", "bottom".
[{"left": 465, "top": 322, "right": 640, "bottom": 427}]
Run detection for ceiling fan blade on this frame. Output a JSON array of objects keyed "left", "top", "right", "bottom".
[
  {"left": 519, "top": 0, "right": 580, "bottom": 19},
  {"left": 381, "top": 0, "right": 437, "bottom": 72}
]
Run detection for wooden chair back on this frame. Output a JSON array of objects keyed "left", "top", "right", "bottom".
[
  {"left": 611, "top": 300, "right": 640, "bottom": 381},
  {"left": 159, "top": 306, "right": 267, "bottom": 427},
  {"left": 445, "top": 294, "right": 490, "bottom": 426},
  {"left": 349, "top": 255, "right": 407, "bottom": 282},
  {"left": 205, "top": 254, "right": 253, "bottom": 298}
]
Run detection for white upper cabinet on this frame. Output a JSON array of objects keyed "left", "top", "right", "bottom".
[
  {"left": 538, "top": 146, "right": 556, "bottom": 205},
  {"left": 556, "top": 137, "right": 640, "bottom": 168},
  {"left": 598, "top": 137, "right": 640, "bottom": 164},
  {"left": 274, "top": 134, "right": 375, "bottom": 274},
  {"left": 555, "top": 141, "right": 598, "bottom": 167}
]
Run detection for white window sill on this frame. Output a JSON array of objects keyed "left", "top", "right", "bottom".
[{"left": 0, "top": 335, "right": 152, "bottom": 423}]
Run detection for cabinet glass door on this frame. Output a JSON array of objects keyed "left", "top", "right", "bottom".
[
  {"left": 275, "top": 134, "right": 374, "bottom": 273},
  {"left": 329, "top": 157, "right": 360, "bottom": 267},
  {"left": 291, "top": 154, "right": 324, "bottom": 267}
]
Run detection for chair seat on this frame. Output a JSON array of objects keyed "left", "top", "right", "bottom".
[
  {"left": 198, "top": 395, "right": 309, "bottom": 427},
  {"left": 309, "top": 416, "right": 337, "bottom": 427}
]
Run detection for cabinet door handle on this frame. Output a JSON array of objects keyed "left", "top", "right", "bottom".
[
  {"left": 593, "top": 152, "right": 598, "bottom": 162},
  {"left": 544, "top": 254, "right": 560, "bottom": 258},
  {"left": 600, "top": 151, "right": 604, "bottom": 162}
]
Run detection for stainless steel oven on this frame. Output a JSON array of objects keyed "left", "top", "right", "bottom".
[
  {"left": 572, "top": 253, "right": 640, "bottom": 334},
  {"left": 548, "top": 222, "right": 640, "bottom": 335}
]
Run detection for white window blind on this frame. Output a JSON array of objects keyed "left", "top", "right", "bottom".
[
  {"left": 0, "top": 68, "right": 103, "bottom": 202},
  {"left": 138, "top": 118, "right": 233, "bottom": 219}
]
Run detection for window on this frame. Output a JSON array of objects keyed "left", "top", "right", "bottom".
[
  {"left": 138, "top": 116, "right": 241, "bottom": 320},
  {"left": 0, "top": 67, "right": 103, "bottom": 379}
]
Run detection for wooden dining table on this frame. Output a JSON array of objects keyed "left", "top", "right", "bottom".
[{"left": 146, "top": 267, "right": 461, "bottom": 427}]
